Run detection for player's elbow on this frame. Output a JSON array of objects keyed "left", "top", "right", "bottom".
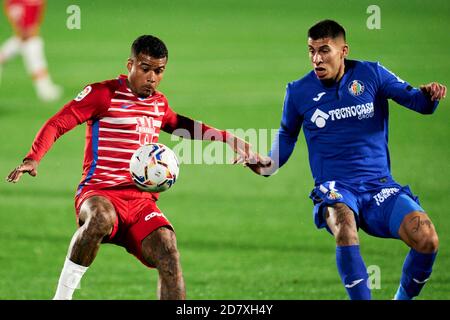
[{"left": 420, "top": 108, "right": 437, "bottom": 115}]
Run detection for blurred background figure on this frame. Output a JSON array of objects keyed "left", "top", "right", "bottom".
[{"left": 0, "top": 0, "right": 61, "bottom": 101}]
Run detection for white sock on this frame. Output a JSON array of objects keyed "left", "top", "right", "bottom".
[
  {"left": 53, "top": 257, "right": 88, "bottom": 300},
  {"left": 21, "top": 36, "right": 47, "bottom": 74},
  {"left": 0, "top": 36, "right": 21, "bottom": 63},
  {"left": 21, "top": 36, "right": 62, "bottom": 101}
]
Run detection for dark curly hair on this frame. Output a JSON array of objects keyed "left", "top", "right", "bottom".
[{"left": 131, "top": 35, "right": 168, "bottom": 60}]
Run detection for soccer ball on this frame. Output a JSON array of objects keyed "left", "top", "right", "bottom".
[{"left": 129, "top": 143, "right": 180, "bottom": 192}]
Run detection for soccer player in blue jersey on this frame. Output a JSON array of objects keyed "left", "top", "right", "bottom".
[{"left": 239, "top": 20, "right": 447, "bottom": 300}]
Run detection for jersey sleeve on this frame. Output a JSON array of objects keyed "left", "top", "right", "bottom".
[
  {"left": 160, "top": 102, "right": 179, "bottom": 133},
  {"left": 25, "top": 83, "right": 112, "bottom": 163},
  {"left": 269, "top": 83, "right": 303, "bottom": 169},
  {"left": 161, "top": 100, "right": 228, "bottom": 141},
  {"left": 376, "top": 62, "right": 439, "bottom": 114}
]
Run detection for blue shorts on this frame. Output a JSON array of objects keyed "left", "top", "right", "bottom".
[{"left": 309, "top": 179, "right": 425, "bottom": 239}]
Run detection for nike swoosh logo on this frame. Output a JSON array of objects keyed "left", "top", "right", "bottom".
[
  {"left": 344, "top": 278, "right": 364, "bottom": 288},
  {"left": 413, "top": 278, "right": 429, "bottom": 284},
  {"left": 121, "top": 104, "right": 133, "bottom": 109}
]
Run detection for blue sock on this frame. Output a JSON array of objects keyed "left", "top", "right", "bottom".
[
  {"left": 336, "top": 245, "right": 371, "bottom": 300},
  {"left": 394, "top": 249, "right": 437, "bottom": 300}
]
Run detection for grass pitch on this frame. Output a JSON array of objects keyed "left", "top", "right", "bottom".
[{"left": 0, "top": 0, "right": 449, "bottom": 299}]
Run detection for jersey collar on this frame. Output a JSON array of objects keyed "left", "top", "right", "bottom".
[{"left": 314, "top": 59, "right": 356, "bottom": 90}]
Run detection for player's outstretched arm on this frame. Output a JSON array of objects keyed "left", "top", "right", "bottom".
[
  {"left": 419, "top": 82, "right": 447, "bottom": 101},
  {"left": 225, "top": 134, "right": 254, "bottom": 163},
  {"left": 161, "top": 108, "right": 254, "bottom": 161},
  {"left": 6, "top": 159, "right": 38, "bottom": 183},
  {"left": 5, "top": 84, "right": 110, "bottom": 185}
]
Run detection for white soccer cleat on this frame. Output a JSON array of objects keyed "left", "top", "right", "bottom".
[{"left": 36, "top": 82, "right": 63, "bottom": 102}]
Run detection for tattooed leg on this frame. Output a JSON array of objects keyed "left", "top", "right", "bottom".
[
  {"left": 398, "top": 211, "right": 439, "bottom": 253},
  {"left": 325, "top": 203, "right": 359, "bottom": 246},
  {"left": 395, "top": 211, "right": 439, "bottom": 300},
  {"left": 53, "top": 196, "right": 116, "bottom": 300},
  {"left": 141, "top": 227, "right": 186, "bottom": 300}
]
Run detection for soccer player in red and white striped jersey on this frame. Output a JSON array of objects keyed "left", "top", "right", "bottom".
[{"left": 6, "top": 35, "right": 250, "bottom": 300}]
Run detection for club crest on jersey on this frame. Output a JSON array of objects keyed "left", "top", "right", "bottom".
[
  {"left": 136, "top": 116, "right": 156, "bottom": 146},
  {"left": 348, "top": 80, "right": 365, "bottom": 96},
  {"left": 327, "top": 190, "right": 343, "bottom": 200},
  {"left": 74, "top": 85, "right": 92, "bottom": 101}
]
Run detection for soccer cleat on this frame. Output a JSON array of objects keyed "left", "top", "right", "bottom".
[
  {"left": 36, "top": 83, "right": 63, "bottom": 102},
  {"left": 393, "top": 285, "right": 412, "bottom": 300}
]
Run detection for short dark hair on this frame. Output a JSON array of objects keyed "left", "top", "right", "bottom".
[
  {"left": 131, "top": 35, "right": 168, "bottom": 60},
  {"left": 308, "top": 20, "right": 346, "bottom": 41}
]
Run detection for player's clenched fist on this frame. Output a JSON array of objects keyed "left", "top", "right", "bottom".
[
  {"left": 420, "top": 82, "right": 447, "bottom": 101},
  {"left": 234, "top": 152, "right": 276, "bottom": 176},
  {"left": 6, "top": 159, "right": 38, "bottom": 183}
]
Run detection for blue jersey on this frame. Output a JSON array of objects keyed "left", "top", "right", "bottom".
[{"left": 270, "top": 59, "right": 439, "bottom": 185}]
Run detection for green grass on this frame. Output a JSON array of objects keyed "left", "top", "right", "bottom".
[{"left": 0, "top": 0, "right": 449, "bottom": 299}]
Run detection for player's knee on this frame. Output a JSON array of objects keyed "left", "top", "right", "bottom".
[
  {"left": 80, "top": 196, "right": 116, "bottom": 237},
  {"left": 401, "top": 212, "right": 439, "bottom": 253},
  {"left": 335, "top": 228, "right": 359, "bottom": 246},
  {"left": 157, "top": 229, "right": 180, "bottom": 268},
  {"left": 89, "top": 212, "right": 115, "bottom": 237},
  {"left": 19, "top": 27, "right": 39, "bottom": 41},
  {"left": 414, "top": 229, "right": 439, "bottom": 253},
  {"left": 144, "top": 227, "right": 181, "bottom": 274}
]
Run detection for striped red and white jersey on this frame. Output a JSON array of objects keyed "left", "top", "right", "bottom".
[{"left": 25, "top": 75, "right": 179, "bottom": 199}]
